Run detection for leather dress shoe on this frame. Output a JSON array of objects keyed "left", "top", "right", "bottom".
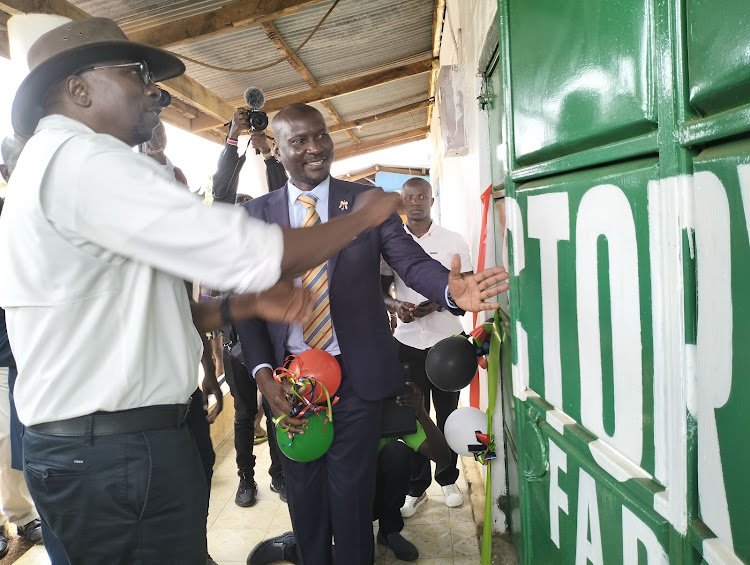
[
  {"left": 247, "top": 531, "right": 300, "bottom": 565},
  {"left": 0, "top": 529, "right": 8, "bottom": 559},
  {"left": 18, "top": 518, "right": 43, "bottom": 543}
]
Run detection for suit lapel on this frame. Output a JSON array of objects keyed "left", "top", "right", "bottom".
[
  {"left": 265, "top": 184, "right": 291, "bottom": 227},
  {"left": 327, "top": 178, "right": 354, "bottom": 278}
]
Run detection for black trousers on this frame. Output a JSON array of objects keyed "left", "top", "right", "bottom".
[
  {"left": 187, "top": 388, "right": 216, "bottom": 504},
  {"left": 224, "top": 351, "right": 283, "bottom": 480},
  {"left": 282, "top": 364, "right": 382, "bottom": 565},
  {"left": 398, "top": 341, "right": 460, "bottom": 496},
  {"left": 373, "top": 440, "right": 412, "bottom": 535},
  {"left": 23, "top": 421, "right": 208, "bottom": 565}
]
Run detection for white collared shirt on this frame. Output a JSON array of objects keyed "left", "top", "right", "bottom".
[
  {"left": 381, "top": 222, "right": 471, "bottom": 350},
  {"left": 0, "top": 115, "right": 284, "bottom": 425}
]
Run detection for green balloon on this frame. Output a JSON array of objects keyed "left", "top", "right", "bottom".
[{"left": 275, "top": 411, "right": 334, "bottom": 462}]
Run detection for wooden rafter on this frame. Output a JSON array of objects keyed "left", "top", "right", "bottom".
[
  {"left": 335, "top": 126, "right": 430, "bottom": 160},
  {"left": 259, "top": 20, "right": 360, "bottom": 145},
  {"left": 126, "top": 0, "right": 327, "bottom": 49},
  {"left": 259, "top": 57, "right": 435, "bottom": 113},
  {"left": 328, "top": 99, "right": 433, "bottom": 134}
]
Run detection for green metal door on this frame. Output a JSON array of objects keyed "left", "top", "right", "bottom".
[{"left": 496, "top": 0, "right": 750, "bottom": 562}]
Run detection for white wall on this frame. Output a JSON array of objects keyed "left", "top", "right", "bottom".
[{"left": 431, "top": 0, "right": 508, "bottom": 533}]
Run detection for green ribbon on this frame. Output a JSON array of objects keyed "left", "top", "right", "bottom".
[{"left": 481, "top": 312, "right": 503, "bottom": 565}]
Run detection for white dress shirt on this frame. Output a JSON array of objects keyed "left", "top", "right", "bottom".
[
  {"left": 0, "top": 115, "right": 284, "bottom": 425},
  {"left": 381, "top": 222, "right": 471, "bottom": 350}
]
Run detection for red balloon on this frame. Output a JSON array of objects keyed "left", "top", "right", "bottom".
[{"left": 288, "top": 349, "right": 341, "bottom": 403}]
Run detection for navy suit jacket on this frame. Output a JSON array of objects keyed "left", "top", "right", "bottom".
[{"left": 235, "top": 178, "right": 455, "bottom": 401}]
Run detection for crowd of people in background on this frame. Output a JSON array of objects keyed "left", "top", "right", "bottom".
[{"left": 0, "top": 16, "right": 508, "bottom": 565}]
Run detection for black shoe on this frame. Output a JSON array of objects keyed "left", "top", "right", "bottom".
[
  {"left": 0, "top": 530, "right": 8, "bottom": 559},
  {"left": 236, "top": 473, "right": 258, "bottom": 507},
  {"left": 247, "top": 531, "right": 299, "bottom": 565},
  {"left": 18, "top": 518, "right": 43, "bottom": 543},
  {"left": 377, "top": 530, "right": 419, "bottom": 561},
  {"left": 206, "top": 554, "right": 218, "bottom": 565},
  {"left": 269, "top": 475, "right": 287, "bottom": 503}
]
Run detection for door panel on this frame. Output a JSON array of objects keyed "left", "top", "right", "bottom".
[{"left": 508, "top": 0, "right": 657, "bottom": 166}]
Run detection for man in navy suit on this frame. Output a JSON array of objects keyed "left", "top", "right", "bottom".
[{"left": 235, "top": 103, "right": 508, "bottom": 565}]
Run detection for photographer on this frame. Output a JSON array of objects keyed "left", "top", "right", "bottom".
[{"left": 212, "top": 108, "right": 287, "bottom": 204}]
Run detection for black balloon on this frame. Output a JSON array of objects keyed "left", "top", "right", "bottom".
[{"left": 425, "top": 336, "right": 478, "bottom": 392}]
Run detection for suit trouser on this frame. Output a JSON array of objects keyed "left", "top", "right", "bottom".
[
  {"left": 373, "top": 440, "right": 412, "bottom": 535},
  {"left": 22, "top": 422, "right": 208, "bottom": 565},
  {"left": 282, "top": 368, "right": 382, "bottom": 565},
  {"left": 398, "top": 342, "right": 460, "bottom": 495},
  {"left": 224, "top": 351, "right": 283, "bottom": 481},
  {"left": 0, "top": 367, "right": 38, "bottom": 528}
]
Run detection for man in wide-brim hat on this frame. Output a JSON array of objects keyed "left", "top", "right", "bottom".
[{"left": 0, "top": 16, "right": 402, "bottom": 565}]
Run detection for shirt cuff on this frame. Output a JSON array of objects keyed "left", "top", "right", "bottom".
[{"left": 251, "top": 363, "right": 273, "bottom": 378}]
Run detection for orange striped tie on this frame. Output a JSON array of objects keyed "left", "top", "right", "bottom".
[{"left": 298, "top": 193, "right": 334, "bottom": 350}]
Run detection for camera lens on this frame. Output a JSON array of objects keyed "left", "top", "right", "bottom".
[{"left": 249, "top": 110, "right": 268, "bottom": 131}]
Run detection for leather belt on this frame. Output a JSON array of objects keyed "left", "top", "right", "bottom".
[{"left": 28, "top": 402, "right": 191, "bottom": 437}]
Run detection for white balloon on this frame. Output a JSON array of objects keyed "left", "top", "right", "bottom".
[{"left": 443, "top": 407, "right": 488, "bottom": 457}]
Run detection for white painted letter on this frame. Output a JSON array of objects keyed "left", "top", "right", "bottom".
[
  {"left": 694, "top": 170, "right": 733, "bottom": 548},
  {"left": 528, "top": 192, "right": 569, "bottom": 409},
  {"left": 576, "top": 184, "right": 643, "bottom": 465},
  {"left": 549, "top": 439, "right": 569, "bottom": 548},
  {"left": 575, "top": 469, "right": 603, "bottom": 565},
  {"left": 622, "top": 506, "right": 668, "bottom": 565}
]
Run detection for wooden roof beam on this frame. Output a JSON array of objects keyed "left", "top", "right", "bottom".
[
  {"left": 328, "top": 99, "right": 433, "bottom": 134},
  {"left": 127, "top": 0, "right": 328, "bottom": 49},
  {"left": 260, "top": 57, "right": 435, "bottom": 113},
  {"left": 335, "top": 126, "right": 430, "bottom": 160},
  {"left": 259, "top": 20, "right": 360, "bottom": 145}
]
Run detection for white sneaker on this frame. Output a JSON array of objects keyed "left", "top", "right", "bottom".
[
  {"left": 400, "top": 492, "right": 427, "bottom": 518},
  {"left": 442, "top": 484, "right": 464, "bottom": 508}
]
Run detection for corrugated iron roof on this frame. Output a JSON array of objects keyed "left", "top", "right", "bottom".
[{"left": 55, "top": 0, "right": 440, "bottom": 160}]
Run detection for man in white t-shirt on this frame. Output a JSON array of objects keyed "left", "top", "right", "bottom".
[{"left": 381, "top": 177, "right": 471, "bottom": 516}]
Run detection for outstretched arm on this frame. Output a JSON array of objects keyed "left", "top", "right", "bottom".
[
  {"left": 447, "top": 255, "right": 509, "bottom": 313},
  {"left": 190, "top": 281, "right": 313, "bottom": 333},
  {"left": 278, "top": 188, "right": 402, "bottom": 279}
]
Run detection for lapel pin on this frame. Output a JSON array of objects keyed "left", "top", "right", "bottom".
[{"left": 339, "top": 200, "right": 349, "bottom": 211}]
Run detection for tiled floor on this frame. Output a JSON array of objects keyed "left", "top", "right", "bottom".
[{"left": 14, "top": 432, "right": 481, "bottom": 565}]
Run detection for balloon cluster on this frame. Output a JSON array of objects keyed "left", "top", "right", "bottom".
[{"left": 272, "top": 349, "right": 341, "bottom": 462}]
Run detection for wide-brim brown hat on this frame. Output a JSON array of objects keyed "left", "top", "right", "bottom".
[{"left": 12, "top": 17, "right": 185, "bottom": 136}]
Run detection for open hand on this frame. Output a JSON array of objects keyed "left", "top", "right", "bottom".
[{"left": 447, "top": 255, "right": 509, "bottom": 312}]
